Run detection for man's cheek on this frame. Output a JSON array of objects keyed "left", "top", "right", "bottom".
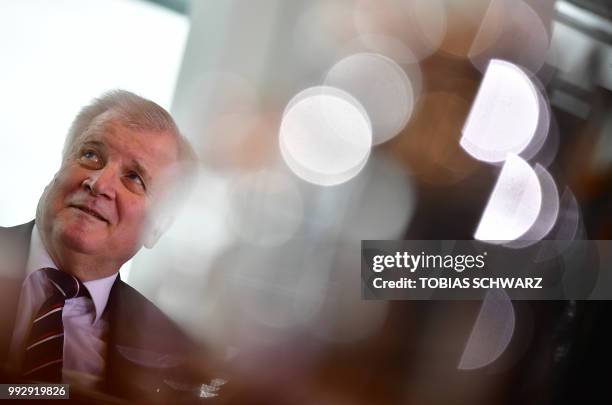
[{"left": 121, "top": 203, "right": 148, "bottom": 230}]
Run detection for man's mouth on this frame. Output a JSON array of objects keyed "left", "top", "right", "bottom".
[{"left": 70, "top": 205, "right": 108, "bottom": 223}]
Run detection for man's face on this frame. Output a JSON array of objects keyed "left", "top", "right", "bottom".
[{"left": 38, "top": 119, "right": 179, "bottom": 269}]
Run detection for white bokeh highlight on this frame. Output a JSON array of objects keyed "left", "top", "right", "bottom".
[
  {"left": 458, "top": 289, "right": 515, "bottom": 370},
  {"left": 475, "top": 154, "right": 542, "bottom": 243},
  {"left": 280, "top": 86, "right": 372, "bottom": 186},
  {"left": 461, "top": 60, "right": 540, "bottom": 163},
  {"left": 530, "top": 112, "right": 560, "bottom": 168},
  {"left": 505, "top": 164, "right": 559, "bottom": 248},
  {"left": 324, "top": 53, "right": 416, "bottom": 145},
  {"left": 519, "top": 82, "right": 551, "bottom": 162}
]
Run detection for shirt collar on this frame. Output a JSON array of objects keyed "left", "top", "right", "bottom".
[{"left": 26, "top": 223, "right": 118, "bottom": 323}]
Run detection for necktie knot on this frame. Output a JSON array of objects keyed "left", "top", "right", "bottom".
[{"left": 40, "top": 268, "right": 88, "bottom": 300}]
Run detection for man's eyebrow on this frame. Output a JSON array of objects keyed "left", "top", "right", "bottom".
[
  {"left": 81, "top": 140, "right": 106, "bottom": 150},
  {"left": 131, "top": 159, "right": 151, "bottom": 183}
]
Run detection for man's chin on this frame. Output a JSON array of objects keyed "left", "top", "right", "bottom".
[{"left": 55, "top": 224, "right": 105, "bottom": 255}]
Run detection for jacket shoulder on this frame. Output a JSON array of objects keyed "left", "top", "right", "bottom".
[
  {"left": 0, "top": 221, "right": 34, "bottom": 278},
  {"left": 107, "top": 278, "right": 197, "bottom": 355}
]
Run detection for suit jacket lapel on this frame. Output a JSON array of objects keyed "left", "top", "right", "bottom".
[
  {"left": 104, "top": 274, "right": 169, "bottom": 398},
  {"left": 103, "top": 274, "right": 130, "bottom": 397}
]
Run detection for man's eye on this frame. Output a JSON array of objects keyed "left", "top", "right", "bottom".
[
  {"left": 78, "top": 150, "right": 102, "bottom": 166},
  {"left": 126, "top": 172, "right": 145, "bottom": 189}
]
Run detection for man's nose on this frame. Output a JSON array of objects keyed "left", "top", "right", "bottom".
[{"left": 82, "top": 165, "right": 117, "bottom": 199}]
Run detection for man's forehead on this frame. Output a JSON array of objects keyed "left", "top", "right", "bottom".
[{"left": 78, "top": 120, "right": 180, "bottom": 166}]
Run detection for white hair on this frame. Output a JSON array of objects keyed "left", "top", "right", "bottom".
[{"left": 63, "top": 89, "right": 195, "bottom": 165}]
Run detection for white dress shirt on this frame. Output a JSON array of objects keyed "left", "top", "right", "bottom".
[{"left": 9, "top": 224, "right": 118, "bottom": 389}]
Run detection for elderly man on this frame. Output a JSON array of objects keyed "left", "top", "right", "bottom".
[{"left": 0, "top": 90, "right": 223, "bottom": 401}]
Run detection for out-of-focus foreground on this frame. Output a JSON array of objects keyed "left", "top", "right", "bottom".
[{"left": 2, "top": 0, "right": 612, "bottom": 403}]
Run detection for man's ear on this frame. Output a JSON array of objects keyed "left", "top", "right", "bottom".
[{"left": 143, "top": 215, "right": 174, "bottom": 249}]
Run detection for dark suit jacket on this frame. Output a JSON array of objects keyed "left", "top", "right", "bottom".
[{"left": 0, "top": 221, "right": 228, "bottom": 403}]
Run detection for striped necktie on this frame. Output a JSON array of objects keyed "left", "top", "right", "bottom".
[{"left": 21, "top": 268, "right": 89, "bottom": 382}]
